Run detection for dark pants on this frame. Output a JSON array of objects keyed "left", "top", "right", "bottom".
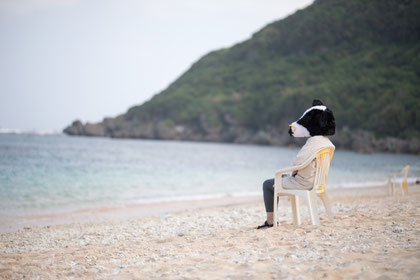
[{"left": 263, "top": 178, "right": 277, "bottom": 212}]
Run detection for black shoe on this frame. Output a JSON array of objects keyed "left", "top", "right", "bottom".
[{"left": 257, "top": 221, "right": 273, "bottom": 229}]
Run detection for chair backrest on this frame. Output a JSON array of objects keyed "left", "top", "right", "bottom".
[
  {"left": 313, "top": 147, "right": 334, "bottom": 194},
  {"left": 401, "top": 165, "right": 410, "bottom": 191},
  {"left": 402, "top": 165, "right": 410, "bottom": 180}
]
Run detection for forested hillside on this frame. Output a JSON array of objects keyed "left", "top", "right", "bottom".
[{"left": 64, "top": 0, "right": 420, "bottom": 153}]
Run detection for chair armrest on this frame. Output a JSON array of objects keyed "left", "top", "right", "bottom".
[
  {"left": 388, "top": 172, "right": 400, "bottom": 180},
  {"left": 390, "top": 168, "right": 406, "bottom": 177},
  {"left": 275, "top": 154, "right": 317, "bottom": 177},
  {"left": 275, "top": 166, "right": 299, "bottom": 176},
  {"left": 274, "top": 167, "right": 298, "bottom": 189}
]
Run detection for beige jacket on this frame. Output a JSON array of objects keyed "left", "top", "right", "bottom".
[{"left": 282, "top": 136, "right": 335, "bottom": 190}]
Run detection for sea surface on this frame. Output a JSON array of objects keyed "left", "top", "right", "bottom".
[{"left": 0, "top": 133, "right": 419, "bottom": 216}]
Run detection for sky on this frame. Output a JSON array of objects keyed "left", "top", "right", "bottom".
[{"left": 0, "top": 0, "right": 314, "bottom": 132}]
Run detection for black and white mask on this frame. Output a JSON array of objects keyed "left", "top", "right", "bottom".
[{"left": 288, "top": 99, "right": 336, "bottom": 137}]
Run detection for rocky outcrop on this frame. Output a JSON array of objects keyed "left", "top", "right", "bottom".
[
  {"left": 63, "top": 120, "right": 84, "bottom": 135},
  {"left": 63, "top": 120, "right": 105, "bottom": 137}
]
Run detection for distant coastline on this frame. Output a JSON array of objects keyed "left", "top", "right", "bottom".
[{"left": 63, "top": 121, "right": 420, "bottom": 154}]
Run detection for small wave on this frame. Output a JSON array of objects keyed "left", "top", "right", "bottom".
[
  {"left": 0, "top": 128, "right": 62, "bottom": 135},
  {"left": 133, "top": 178, "right": 420, "bottom": 204},
  {"left": 134, "top": 191, "right": 261, "bottom": 204},
  {"left": 331, "top": 177, "right": 418, "bottom": 189}
]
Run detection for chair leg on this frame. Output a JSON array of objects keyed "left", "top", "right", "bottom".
[
  {"left": 306, "top": 192, "right": 319, "bottom": 226},
  {"left": 319, "top": 192, "right": 333, "bottom": 222},
  {"left": 387, "top": 180, "right": 392, "bottom": 196},
  {"left": 291, "top": 196, "right": 301, "bottom": 225},
  {"left": 402, "top": 181, "right": 408, "bottom": 196},
  {"left": 273, "top": 193, "right": 278, "bottom": 227}
]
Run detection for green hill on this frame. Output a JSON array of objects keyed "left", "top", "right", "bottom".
[{"left": 64, "top": 0, "right": 420, "bottom": 153}]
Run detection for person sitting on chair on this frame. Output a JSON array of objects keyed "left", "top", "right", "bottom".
[{"left": 257, "top": 99, "right": 336, "bottom": 229}]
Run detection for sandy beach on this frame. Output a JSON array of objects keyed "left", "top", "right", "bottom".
[{"left": 1, "top": 185, "right": 419, "bottom": 279}]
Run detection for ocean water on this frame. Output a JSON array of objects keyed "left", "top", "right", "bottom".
[{"left": 0, "top": 134, "right": 419, "bottom": 216}]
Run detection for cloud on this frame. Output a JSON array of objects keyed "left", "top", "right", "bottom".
[{"left": 0, "top": 0, "right": 79, "bottom": 15}]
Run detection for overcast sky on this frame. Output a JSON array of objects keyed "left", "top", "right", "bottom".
[{"left": 0, "top": 0, "right": 313, "bottom": 132}]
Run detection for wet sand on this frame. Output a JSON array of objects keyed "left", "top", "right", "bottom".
[{"left": 1, "top": 185, "right": 419, "bottom": 279}]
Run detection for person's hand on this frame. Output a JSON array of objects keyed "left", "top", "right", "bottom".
[{"left": 292, "top": 170, "right": 298, "bottom": 177}]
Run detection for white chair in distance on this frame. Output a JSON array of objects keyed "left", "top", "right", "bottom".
[
  {"left": 388, "top": 165, "right": 410, "bottom": 196},
  {"left": 273, "top": 147, "right": 335, "bottom": 227}
]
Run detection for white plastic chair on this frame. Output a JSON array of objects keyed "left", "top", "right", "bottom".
[
  {"left": 388, "top": 165, "right": 410, "bottom": 196},
  {"left": 273, "top": 147, "right": 334, "bottom": 226}
]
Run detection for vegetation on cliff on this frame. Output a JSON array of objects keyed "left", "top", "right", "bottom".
[{"left": 64, "top": 0, "right": 420, "bottom": 153}]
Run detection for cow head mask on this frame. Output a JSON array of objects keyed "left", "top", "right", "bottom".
[{"left": 288, "top": 99, "right": 335, "bottom": 137}]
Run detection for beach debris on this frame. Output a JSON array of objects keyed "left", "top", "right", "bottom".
[{"left": 391, "top": 226, "right": 404, "bottom": 233}]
